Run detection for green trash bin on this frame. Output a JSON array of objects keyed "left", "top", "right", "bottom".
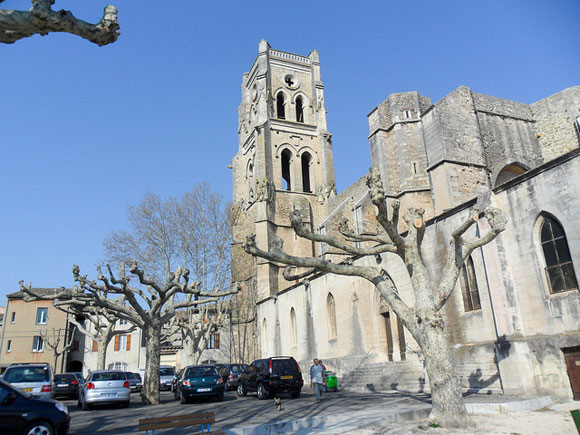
[
  {"left": 324, "top": 371, "right": 338, "bottom": 392},
  {"left": 571, "top": 409, "right": 580, "bottom": 434}
]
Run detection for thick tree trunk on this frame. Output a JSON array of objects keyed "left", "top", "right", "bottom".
[
  {"left": 419, "top": 322, "right": 473, "bottom": 428},
  {"left": 141, "top": 324, "right": 161, "bottom": 405},
  {"left": 96, "top": 344, "right": 107, "bottom": 370}
]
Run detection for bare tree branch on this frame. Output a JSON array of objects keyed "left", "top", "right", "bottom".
[{"left": 0, "top": 1, "right": 119, "bottom": 46}]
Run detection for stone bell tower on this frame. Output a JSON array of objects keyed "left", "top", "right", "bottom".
[{"left": 231, "top": 40, "right": 336, "bottom": 302}]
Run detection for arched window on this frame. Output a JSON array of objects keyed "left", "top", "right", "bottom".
[
  {"left": 327, "top": 293, "right": 337, "bottom": 338},
  {"left": 460, "top": 256, "right": 481, "bottom": 311},
  {"left": 276, "top": 93, "right": 285, "bottom": 119},
  {"left": 290, "top": 308, "right": 297, "bottom": 346},
  {"left": 540, "top": 215, "right": 578, "bottom": 293},
  {"left": 495, "top": 163, "right": 528, "bottom": 186},
  {"left": 262, "top": 318, "right": 268, "bottom": 354},
  {"left": 281, "top": 149, "right": 292, "bottom": 190},
  {"left": 301, "top": 152, "right": 312, "bottom": 193},
  {"left": 296, "top": 96, "right": 304, "bottom": 123}
]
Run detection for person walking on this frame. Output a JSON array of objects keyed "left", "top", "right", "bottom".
[{"left": 310, "top": 358, "right": 325, "bottom": 403}]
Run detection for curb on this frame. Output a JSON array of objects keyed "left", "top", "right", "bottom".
[{"left": 465, "top": 396, "right": 553, "bottom": 414}]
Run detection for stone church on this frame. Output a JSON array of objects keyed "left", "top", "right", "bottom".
[{"left": 231, "top": 40, "right": 580, "bottom": 400}]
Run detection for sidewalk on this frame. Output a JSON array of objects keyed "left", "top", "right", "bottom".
[{"left": 225, "top": 393, "right": 579, "bottom": 435}]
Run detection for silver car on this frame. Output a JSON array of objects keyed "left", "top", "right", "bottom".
[
  {"left": 78, "top": 370, "right": 130, "bottom": 410},
  {"left": 2, "top": 363, "right": 54, "bottom": 399}
]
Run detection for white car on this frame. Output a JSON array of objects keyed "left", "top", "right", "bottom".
[
  {"left": 78, "top": 370, "right": 130, "bottom": 410},
  {"left": 2, "top": 363, "right": 54, "bottom": 399}
]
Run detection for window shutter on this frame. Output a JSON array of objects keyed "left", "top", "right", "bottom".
[
  {"left": 114, "top": 335, "right": 120, "bottom": 351},
  {"left": 126, "top": 334, "right": 131, "bottom": 351},
  {"left": 215, "top": 333, "right": 220, "bottom": 349},
  {"left": 92, "top": 340, "right": 98, "bottom": 352}
]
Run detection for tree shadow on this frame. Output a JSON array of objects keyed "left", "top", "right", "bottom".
[{"left": 464, "top": 368, "right": 500, "bottom": 396}]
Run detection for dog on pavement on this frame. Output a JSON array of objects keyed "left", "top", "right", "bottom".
[{"left": 274, "top": 396, "right": 282, "bottom": 411}]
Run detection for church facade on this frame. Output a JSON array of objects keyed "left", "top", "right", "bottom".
[{"left": 231, "top": 41, "right": 580, "bottom": 399}]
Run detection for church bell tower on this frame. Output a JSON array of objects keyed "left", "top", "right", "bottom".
[{"left": 231, "top": 40, "right": 336, "bottom": 302}]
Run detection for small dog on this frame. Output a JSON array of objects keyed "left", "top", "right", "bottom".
[{"left": 274, "top": 396, "right": 282, "bottom": 411}]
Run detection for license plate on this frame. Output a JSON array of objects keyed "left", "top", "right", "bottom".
[
  {"left": 101, "top": 393, "right": 117, "bottom": 398},
  {"left": 22, "top": 388, "right": 32, "bottom": 392},
  {"left": 197, "top": 388, "right": 211, "bottom": 392},
  {"left": 281, "top": 375, "right": 293, "bottom": 380},
  {"left": 57, "top": 384, "right": 68, "bottom": 387}
]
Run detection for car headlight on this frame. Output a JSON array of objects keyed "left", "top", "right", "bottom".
[{"left": 55, "top": 402, "right": 69, "bottom": 415}]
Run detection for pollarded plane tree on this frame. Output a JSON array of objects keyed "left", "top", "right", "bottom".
[
  {"left": 21, "top": 261, "right": 239, "bottom": 405},
  {"left": 39, "top": 326, "right": 75, "bottom": 373},
  {"left": 244, "top": 168, "right": 507, "bottom": 428},
  {"left": 0, "top": 0, "right": 119, "bottom": 46}
]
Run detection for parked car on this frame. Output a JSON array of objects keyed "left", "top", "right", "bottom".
[
  {"left": 78, "top": 370, "right": 130, "bottom": 410},
  {"left": 0, "top": 379, "right": 70, "bottom": 435},
  {"left": 237, "top": 356, "right": 303, "bottom": 400},
  {"left": 173, "top": 365, "right": 224, "bottom": 404},
  {"left": 159, "top": 366, "right": 175, "bottom": 391},
  {"left": 216, "top": 364, "right": 248, "bottom": 391},
  {"left": 2, "top": 363, "right": 54, "bottom": 400},
  {"left": 53, "top": 373, "right": 81, "bottom": 400},
  {"left": 67, "top": 372, "right": 85, "bottom": 386},
  {"left": 171, "top": 367, "right": 185, "bottom": 392},
  {"left": 124, "top": 372, "right": 142, "bottom": 393}
]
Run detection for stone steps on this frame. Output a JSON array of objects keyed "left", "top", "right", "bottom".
[{"left": 338, "top": 360, "right": 428, "bottom": 393}]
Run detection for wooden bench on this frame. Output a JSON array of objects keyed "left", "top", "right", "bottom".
[{"left": 138, "top": 411, "right": 223, "bottom": 435}]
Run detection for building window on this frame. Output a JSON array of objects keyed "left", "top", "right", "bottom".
[
  {"left": 281, "top": 149, "right": 292, "bottom": 190},
  {"left": 36, "top": 307, "right": 48, "bottom": 325},
  {"left": 6, "top": 340, "right": 11, "bottom": 352},
  {"left": 32, "top": 336, "right": 44, "bottom": 352},
  {"left": 207, "top": 333, "right": 220, "bottom": 349},
  {"left": 108, "top": 361, "right": 128, "bottom": 371},
  {"left": 296, "top": 96, "right": 304, "bottom": 122},
  {"left": 119, "top": 318, "right": 128, "bottom": 326},
  {"left": 276, "top": 93, "right": 286, "bottom": 119},
  {"left": 290, "top": 308, "right": 297, "bottom": 346},
  {"left": 301, "top": 152, "right": 312, "bottom": 193},
  {"left": 327, "top": 293, "right": 337, "bottom": 338},
  {"left": 460, "top": 256, "right": 481, "bottom": 311},
  {"left": 114, "top": 334, "right": 131, "bottom": 351},
  {"left": 541, "top": 215, "right": 578, "bottom": 293},
  {"left": 11, "top": 312, "right": 15, "bottom": 324}
]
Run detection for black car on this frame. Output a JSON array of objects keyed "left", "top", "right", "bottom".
[
  {"left": 124, "top": 372, "right": 142, "bottom": 393},
  {"left": 216, "top": 364, "right": 248, "bottom": 391},
  {"left": 237, "top": 356, "right": 303, "bottom": 400},
  {"left": 0, "top": 379, "right": 70, "bottom": 435},
  {"left": 53, "top": 373, "right": 80, "bottom": 400}
]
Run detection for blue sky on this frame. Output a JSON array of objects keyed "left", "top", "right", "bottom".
[{"left": 1, "top": 0, "right": 579, "bottom": 303}]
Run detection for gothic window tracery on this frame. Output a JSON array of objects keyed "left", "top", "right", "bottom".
[{"left": 540, "top": 214, "right": 578, "bottom": 293}]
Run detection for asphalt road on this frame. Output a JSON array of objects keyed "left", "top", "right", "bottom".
[{"left": 62, "top": 388, "right": 432, "bottom": 434}]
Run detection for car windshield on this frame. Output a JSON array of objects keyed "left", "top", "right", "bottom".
[
  {"left": 272, "top": 359, "right": 297, "bottom": 372},
  {"left": 231, "top": 365, "right": 246, "bottom": 373},
  {"left": 160, "top": 368, "right": 175, "bottom": 376},
  {"left": 4, "top": 367, "right": 50, "bottom": 383},
  {"left": 92, "top": 372, "right": 125, "bottom": 381},
  {"left": 185, "top": 367, "right": 217, "bottom": 378},
  {"left": 54, "top": 374, "right": 75, "bottom": 383}
]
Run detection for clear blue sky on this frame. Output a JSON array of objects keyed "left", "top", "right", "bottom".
[{"left": 1, "top": 0, "right": 578, "bottom": 303}]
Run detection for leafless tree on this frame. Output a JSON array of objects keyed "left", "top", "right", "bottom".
[
  {"left": 21, "top": 262, "right": 239, "bottom": 405},
  {"left": 243, "top": 169, "right": 507, "bottom": 428},
  {"left": 0, "top": 1, "right": 119, "bottom": 45},
  {"left": 40, "top": 326, "right": 75, "bottom": 373}
]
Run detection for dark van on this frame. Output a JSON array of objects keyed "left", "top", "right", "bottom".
[{"left": 237, "top": 356, "right": 303, "bottom": 400}]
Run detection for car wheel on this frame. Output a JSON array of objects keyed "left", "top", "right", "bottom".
[
  {"left": 24, "top": 421, "right": 54, "bottom": 435},
  {"left": 81, "top": 398, "right": 90, "bottom": 411},
  {"left": 257, "top": 383, "right": 268, "bottom": 400},
  {"left": 290, "top": 389, "right": 301, "bottom": 399},
  {"left": 174, "top": 388, "right": 180, "bottom": 401},
  {"left": 180, "top": 392, "right": 188, "bottom": 404},
  {"left": 216, "top": 392, "right": 224, "bottom": 402},
  {"left": 237, "top": 384, "right": 247, "bottom": 397}
]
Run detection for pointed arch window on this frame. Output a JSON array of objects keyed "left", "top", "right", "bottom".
[
  {"left": 296, "top": 96, "right": 304, "bottom": 123},
  {"left": 290, "top": 308, "right": 297, "bottom": 346},
  {"left": 540, "top": 215, "right": 578, "bottom": 293},
  {"left": 281, "top": 149, "right": 292, "bottom": 190},
  {"left": 301, "top": 152, "right": 312, "bottom": 193},
  {"left": 262, "top": 318, "right": 268, "bottom": 354},
  {"left": 276, "top": 93, "right": 286, "bottom": 119},
  {"left": 460, "top": 256, "right": 481, "bottom": 312},
  {"left": 495, "top": 163, "right": 528, "bottom": 187},
  {"left": 327, "top": 293, "right": 337, "bottom": 338}
]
